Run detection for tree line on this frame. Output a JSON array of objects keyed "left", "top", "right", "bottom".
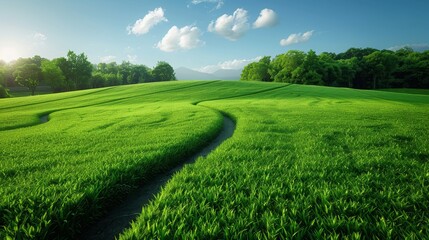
[
  {"left": 0, "top": 51, "right": 176, "bottom": 97},
  {"left": 241, "top": 47, "right": 429, "bottom": 89}
]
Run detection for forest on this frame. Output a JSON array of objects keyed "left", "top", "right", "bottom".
[
  {"left": 0, "top": 51, "right": 176, "bottom": 97},
  {"left": 241, "top": 47, "right": 429, "bottom": 89}
]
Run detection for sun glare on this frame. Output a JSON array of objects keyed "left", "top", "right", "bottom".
[{"left": 0, "top": 46, "right": 22, "bottom": 63}]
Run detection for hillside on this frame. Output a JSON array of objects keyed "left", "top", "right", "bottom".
[{"left": 1, "top": 81, "right": 428, "bottom": 239}]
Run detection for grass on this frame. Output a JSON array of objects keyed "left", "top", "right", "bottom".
[
  {"left": 1, "top": 81, "right": 428, "bottom": 239},
  {"left": 120, "top": 84, "right": 429, "bottom": 239},
  {"left": 0, "top": 80, "right": 279, "bottom": 238},
  {"left": 379, "top": 88, "right": 429, "bottom": 95}
]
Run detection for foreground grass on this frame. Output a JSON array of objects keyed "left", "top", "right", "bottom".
[
  {"left": 0, "top": 80, "right": 281, "bottom": 238},
  {"left": 1, "top": 81, "right": 428, "bottom": 239},
  {"left": 120, "top": 85, "right": 429, "bottom": 239}
]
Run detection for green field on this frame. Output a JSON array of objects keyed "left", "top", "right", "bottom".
[
  {"left": 379, "top": 88, "right": 429, "bottom": 95},
  {"left": 1, "top": 81, "right": 428, "bottom": 239}
]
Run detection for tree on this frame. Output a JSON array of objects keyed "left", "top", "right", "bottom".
[
  {"left": 338, "top": 58, "right": 358, "bottom": 87},
  {"left": 241, "top": 62, "right": 261, "bottom": 81},
  {"left": 90, "top": 72, "right": 106, "bottom": 88},
  {"left": 240, "top": 56, "right": 271, "bottom": 82},
  {"left": 119, "top": 61, "right": 132, "bottom": 85},
  {"left": 65, "top": 51, "right": 93, "bottom": 90},
  {"left": 0, "top": 64, "right": 5, "bottom": 86},
  {"left": 269, "top": 50, "right": 305, "bottom": 82},
  {"left": 41, "top": 60, "right": 66, "bottom": 92},
  {"left": 335, "top": 47, "right": 378, "bottom": 60},
  {"left": 128, "top": 65, "right": 152, "bottom": 84},
  {"left": 300, "top": 50, "right": 323, "bottom": 85},
  {"left": 364, "top": 50, "right": 398, "bottom": 89},
  {"left": 152, "top": 61, "right": 176, "bottom": 81},
  {"left": 13, "top": 63, "right": 41, "bottom": 95},
  {"left": 0, "top": 84, "right": 10, "bottom": 98},
  {"left": 105, "top": 73, "right": 121, "bottom": 86}
]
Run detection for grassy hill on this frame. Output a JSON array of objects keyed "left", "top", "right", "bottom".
[{"left": 1, "top": 81, "right": 428, "bottom": 239}]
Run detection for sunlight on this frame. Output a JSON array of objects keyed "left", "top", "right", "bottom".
[{"left": 0, "top": 46, "right": 23, "bottom": 62}]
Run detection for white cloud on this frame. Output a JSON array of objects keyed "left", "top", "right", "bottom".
[
  {"left": 100, "top": 55, "right": 116, "bottom": 63},
  {"left": 127, "top": 54, "right": 137, "bottom": 63},
  {"left": 157, "top": 25, "right": 203, "bottom": 52},
  {"left": 33, "top": 32, "right": 47, "bottom": 41},
  {"left": 191, "top": 0, "right": 223, "bottom": 9},
  {"left": 208, "top": 8, "right": 249, "bottom": 41},
  {"left": 197, "top": 56, "right": 262, "bottom": 73},
  {"left": 280, "top": 30, "right": 314, "bottom": 46},
  {"left": 127, "top": 7, "right": 167, "bottom": 35},
  {"left": 253, "top": 9, "right": 278, "bottom": 29}
]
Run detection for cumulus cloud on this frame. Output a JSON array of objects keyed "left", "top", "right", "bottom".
[
  {"left": 208, "top": 8, "right": 249, "bottom": 41},
  {"left": 33, "top": 32, "right": 47, "bottom": 41},
  {"left": 157, "top": 25, "right": 203, "bottom": 52},
  {"left": 191, "top": 0, "right": 224, "bottom": 9},
  {"left": 280, "top": 30, "right": 314, "bottom": 46},
  {"left": 253, "top": 9, "right": 278, "bottom": 28},
  {"left": 100, "top": 55, "right": 116, "bottom": 63},
  {"left": 197, "top": 56, "right": 262, "bottom": 73},
  {"left": 127, "top": 7, "right": 167, "bottom": 35}
]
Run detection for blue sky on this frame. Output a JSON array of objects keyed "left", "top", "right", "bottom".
[{"left": 0, "top": 0, "right": 428, "bottom": 72}]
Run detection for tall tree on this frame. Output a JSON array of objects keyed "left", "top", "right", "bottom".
[
  {"left": 152, "top": 61, "right": 176, "bottom": 81},
  {"left": 0, "top": 84, "right": 10, "bottom": 98},
  {"left": 128, "top": 65, "right": 152, "bottom": 84},
  {"left": 364, "top": 50, "right": 398, "bottom": 89},
  {"left": 269, "top": 50, "right": 305, "bottom": 82},
  {"left": 66, "top": 51, "right": 93, "bottom": 90},
  {"left": 240, "top": 56, "right": 271, "bottom": 82},
  {"left": 300, "top": 50, "right": 323, "bottom": 85},
  {"left": 338, "top": 58, "right": 358, "bottom": 87},
  {"left": 41, "top": 60, "right": 66, "bottom": 92},
  {"left": 90, "top": 72, "right": 106, "bottom": 88},
  {"left": 0, "top": 63, "right": 5, "bottom": 86},
  {"left": 13, "top": 63, "right": 41, "bottom": 95}
]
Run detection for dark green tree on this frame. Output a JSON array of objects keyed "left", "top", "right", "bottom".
[
  {"left": 66, "top": 51, "right": 93, "bottom": 90},
  {"left": 128, "top": 65, "right": 152, "bottom": 83},
  {"left": 336, "top": 47, "right": 378, "bottom": 60},
  {"left": 337, "top": 58, "right": 358, "bottom": 87},
  {"left": 90, "top": 72, "right": 106, "bottom": 88},
  {"left": 364, "top": 50, "right": 398, "bottom": 89},
  {"left": 152, "top": 61, "right": 176, "bottom": 81},
  {"left": 13, "top": 63, "right": 41, "bottom": 95}
]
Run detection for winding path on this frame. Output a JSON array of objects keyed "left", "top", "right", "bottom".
[
  {"left": 81, "top": 114, "right": 235, "bottom": 240},
  {"left": 34, "top": 84, "right": 288, "bottom": 238}
]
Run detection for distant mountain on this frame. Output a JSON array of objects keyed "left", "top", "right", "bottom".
[
  {"left": 212, "top": 69, "right": 241, "bottom": 80},
  {"left": 175, "top": 67, "right": 241, "bottom": 81},
  {"left": 175, "top": 67, "right": 215, "bottom": 80}
]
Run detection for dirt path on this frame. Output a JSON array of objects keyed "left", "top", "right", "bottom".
[{"left": 80, "top": 114, "right": 235, "bottom": 240}]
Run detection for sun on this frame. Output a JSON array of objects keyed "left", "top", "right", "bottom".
[{"left": 0, "top": 46, "right": 22, "bottom": 63}]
